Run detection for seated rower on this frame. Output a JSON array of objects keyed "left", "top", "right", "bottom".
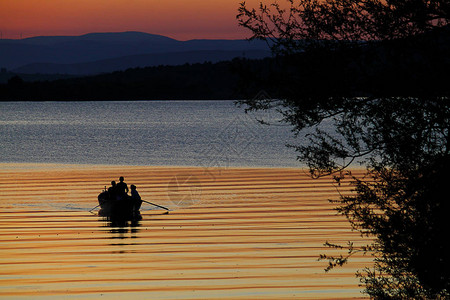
[
  {"left": 130, "top": 184, "right": 142, "bottom": 210},
  {"left": 107, "top": 181, "right": 117, "bottom": 201}
]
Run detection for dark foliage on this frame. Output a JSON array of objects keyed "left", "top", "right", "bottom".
[{"left": 237, "top": 0, "right": 450, "bottom": 298}]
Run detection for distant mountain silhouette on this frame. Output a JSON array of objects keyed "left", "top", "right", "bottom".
[
  {"left": 2, "top": 26, "right": 447, "bottom": 101},
  {"left": 0, "top": 31, "right": 271, "bottom": 75},
  {"left": 6, "top": 32, "right": 177, "bottom": 46},
  {"left": 12, "top": 50, "right": 270, "bottom": 75}
]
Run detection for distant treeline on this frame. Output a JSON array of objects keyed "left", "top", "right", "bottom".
[
  {"left": 0, "top": 61, "right": 252, "bottom": 101},
  {"left": 1, "top": 29, "right": 449, "bottom": 101}
]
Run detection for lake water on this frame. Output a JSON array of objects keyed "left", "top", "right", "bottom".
[
  {"left": 0, "top": 101, "right": 298, "bottom": 167},
  {"left": 0, "top": 165, "right": 370, "bottom": 299},
  {"left": 0, "top": 101, "right": 370, "bottom": 299}
]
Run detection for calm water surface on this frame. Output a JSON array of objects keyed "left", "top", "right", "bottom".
[
  {"left": 0, "top": 165, "right": 369, "bottom": 299},
  {"left": 0, "top": 101, "right": 369, "bottom": 299},
  {"left": 0, "top": 101, "right": 298, "bottom": 167}
]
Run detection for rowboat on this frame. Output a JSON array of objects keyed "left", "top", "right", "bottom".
[{"left": 97, "top": 191, "right": 142, "bottom": 219}]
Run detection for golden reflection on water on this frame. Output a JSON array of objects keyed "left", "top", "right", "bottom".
[{"left": 0, "top": 164, "right": 370, "bottom": 299}]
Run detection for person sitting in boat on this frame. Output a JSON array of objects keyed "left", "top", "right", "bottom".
[
  {"left": 130, "top": 184, "right": 142, "bottom": 210},
  {"left": 130, "top": 184, "right": 141, "bottom": 200},
  {"left": 107, "top": 181, "right": 117, "bottom": 201},
  {"left": 116, "top": 176, "right": 129, "bottom": 200}
]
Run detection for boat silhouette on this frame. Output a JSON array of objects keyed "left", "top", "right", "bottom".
[{"left": 97, "top": 190, "right": 142, "bottom": 220}]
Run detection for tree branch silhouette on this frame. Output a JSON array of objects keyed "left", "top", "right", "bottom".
[{"left": 237, "top": 0, "right": 449, "bottom": 297}]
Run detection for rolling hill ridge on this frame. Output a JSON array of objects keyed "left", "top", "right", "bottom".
[{"left": 0, "top": 31, "right": 271, "bottom": 75}]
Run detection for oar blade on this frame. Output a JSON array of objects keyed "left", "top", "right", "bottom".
[{"left": 142, "top": 200, "right": 170, "bottom": 211}]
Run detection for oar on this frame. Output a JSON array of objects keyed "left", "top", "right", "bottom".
[
  {"left": 89, "top": 204, "right": 101, "bottom": 212},
  {"left": 142, "top": 200, "right": 170, "bottom": 211}
]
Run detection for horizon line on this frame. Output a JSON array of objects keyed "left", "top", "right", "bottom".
[{"left": 0, "top": 30, "right": 252, "bottom": 42}]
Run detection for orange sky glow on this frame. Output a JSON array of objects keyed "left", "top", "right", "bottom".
[{"left": 0, "top": 0, "right": 269, "bottom": 40}]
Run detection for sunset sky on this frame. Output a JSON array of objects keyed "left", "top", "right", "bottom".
[{"left": 0, "top": 0, "right": 265, "bottom": 40}]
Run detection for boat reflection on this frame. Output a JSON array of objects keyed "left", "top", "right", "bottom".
[{"left": 98, "top": 208, "right": 142, "bottom": 238}]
